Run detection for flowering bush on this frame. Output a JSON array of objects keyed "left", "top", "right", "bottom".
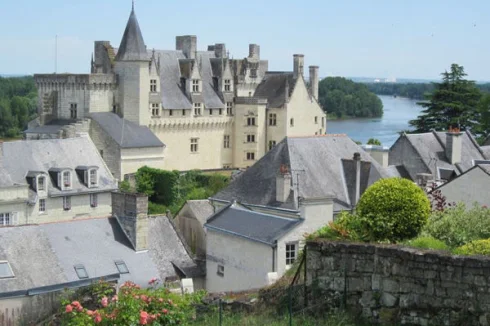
[{"left": 60, "top": 279, "right": 205, "bottom": 325}]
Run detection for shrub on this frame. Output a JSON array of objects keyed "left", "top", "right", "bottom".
[
  {"left": 307, "top": 211, "right": 367, "bottom": 242},
  {"left": 355, "top": 178, "right": 430, "bottom": 242},
  {"left": 404, "top": 236, "right": 449, "bottom": 251},
  {"left": 424, "top": 203, "right": 490, "bottom": 247},
  {"left": 454, "top": 239, "right": 490, "bottom": 256}
]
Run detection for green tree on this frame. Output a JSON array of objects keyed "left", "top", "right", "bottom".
[
  {"left": 473, "top": 93, "right": 490, "bottom": 144},
  {"left": 409, "top": 64, "right": 482, "bottom": 132},
  {"left": 366, "top": 138, "right": 381, "bottom": 146},
  {"left": 355, "top": 178, "right": 431, "bottom": 242}
]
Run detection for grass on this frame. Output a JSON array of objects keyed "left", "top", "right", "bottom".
[
  {"left": 189, "top": 311, "right": 363, "bottom": 326},
  {"left": 403, "top": 236, "right": 449, "bottom": 251}
]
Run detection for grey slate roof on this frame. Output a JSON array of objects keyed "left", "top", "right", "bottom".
[
  {"left": 90, "top": 112, "right": 164, "bottom": 148},
  {"left": 0, "top": 165, "right": 14, "bottom": 188},
  {"left": 212, "top": 135, "right": 389, "bottom": 212},
  {"left": 0, "top": 216, "right": 200, "bottom": 294},
  {"left": 481, "top": 145, "right": 490, "bottom": 159},
  {"left": 254, "top": 72, "right": 296, "bottom": 108},
  {"left": 24, "top": 124, "right": 64, "bottom": 135},
  {"left": 394, "top": 131, "right": 487, "bottom": 176},
  {"left": 0, "top": 136, "right": 117, "bottom": 196},
  {"left": 205, "top": 203, "right": 302, "bottom": 246},
  {"left": 186, "top": 200, "right": 214, "bottom": 225},
  {"left": 115, "top": 9, "right": 148, "bottom": 61}
]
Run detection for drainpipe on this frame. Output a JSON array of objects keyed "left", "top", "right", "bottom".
[{"left": 354, "top": 152, "right": 361, "bottom": 205}]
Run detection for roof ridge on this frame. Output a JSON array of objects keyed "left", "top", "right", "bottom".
[
  {"left": 288, "top": 134, "right": 347, "bottom": 139},
  {"left": 231, "top": 205, "right": 299, "bottom": 222}
]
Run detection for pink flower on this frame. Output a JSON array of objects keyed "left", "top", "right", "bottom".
[
  {"left": 134, "top": 295, "right": 140, "bottom": 300},
  {"left": 140, "top": 311, "right": 149, "bottom": 325},
  {"left": 94, "top": 314, "right": 102, "bottom": 324},
  {"left": 76, "top": 305, "right": 83, "bottom": 312},
  {"left": 71, "top": 301, "right": 81, "bottom": 308},
  {"left": 162, "top": 308, "right": 168, "bottom": 315},
  {"left": 111, "top": 295, "right": 118, "bottom": 302},
  {"left": 65, "top": 304, "right": 73, "bottom": 313},
  {"left": 86, "top": 310, "right": 94, "bottom": 316},
  {"left": 148, "top": 277, "right": 158, "bottom": 285},
  {"left": 167, "top": 299, "right": 173, "bottom": 305},
  {"left": 101, "top": 296, "right": 108, "bottom": 307},
  {"left": 158, "top": 298, "right": 164, "bottom": 303}
]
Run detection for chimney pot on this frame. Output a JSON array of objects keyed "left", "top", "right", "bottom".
[
  {"left": 353, "top": 152, "right": 361, "bottom": 161},
  {"left": 308, "top": 65, "right": 319, "bottom": 100},
  {"left": 293, "top": 54, "right": 305, "bottom": 78}
]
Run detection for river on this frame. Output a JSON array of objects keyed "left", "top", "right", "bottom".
[{"left": 326, "top": 95, "right": 423, "bottom": 147}]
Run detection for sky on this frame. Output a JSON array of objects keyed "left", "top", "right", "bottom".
[{"left": 1, "top": 0, "right": 489, "bottom": 80}]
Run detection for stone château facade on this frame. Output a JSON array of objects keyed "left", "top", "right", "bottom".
[{"left": 30, "top": 6, "right": 325, "bottom": 178}]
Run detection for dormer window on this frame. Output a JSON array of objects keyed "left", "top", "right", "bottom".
[
  {"left": 38, "top": 176, "right": 45, "bottom": 191},
  {"left": 150, "top": 79, "right": 157, "bottom": 92},
  {"left": 224, "top": 79, "right": 231, "bottom": 92},
  {"left": 89, "top": 169, "right": 98, "bottom": 187},
  {"left": 63, "top": 171, "right": 71, "bottom": 189},
  {"left": 192, "top": 79, "right": 200, "bottom": 93}
]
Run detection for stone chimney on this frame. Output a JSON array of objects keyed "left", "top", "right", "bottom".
[
  {"left": 112, "top": 192, "right": 149, "bottom": 252},
  {"left": 213, "top": 43, "right": 226, "bottom": 58},
  {"left": 309, "top": 65, "right": 319, "bottom": 100},
  {"left": 249, "top": 44, "right": 260, "bottom": 60},
  {"left": 361, "top": 145, "right": 389, "bottom": 168},
  {"left": 293, "top": 54, "right": 304, "bottom": 79},
  {"left": 276, "top": 165, "right": 292, "bottom": 202},
  {"left": 176, "top": 35, "right": 197, "bottom": 59},
  {"left": 446, "top": 129, "right": 463, "bottom": 164},
  {"left": 353, "top": 152, "right": 361, "bottom": 205}
]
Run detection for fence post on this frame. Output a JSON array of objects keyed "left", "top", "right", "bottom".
[
  {"left": 288, "top": 286, "right": 293, "bottom": 326},
  {"left": 219, "top": 298, "right": 223, "bottom": 326}
]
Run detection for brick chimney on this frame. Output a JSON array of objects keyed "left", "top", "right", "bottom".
[
  {"left": 293, "top": 54, "right": 304, "bottom": 79},
  {"left": 112, "top": 192, "right": 149, "bottom": 252},
  {"left": 276, "top": 165, "right": 292, "bottom": 202},
  {"left": 353, "top": 152, "right": 361, "bottom": 205},
  {"left": 309, "top": 66, "right": 319, "bottom": 100},
  {"left": 446, "top": 129, "right": 463, "bottom": 164}
]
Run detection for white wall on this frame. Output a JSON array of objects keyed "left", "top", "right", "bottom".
[
  {"left": 120, "top": 147, "right": 165, "bottom": 179},
  {"left": 206, "top": 229, "right": 273, "bottom": 293}
]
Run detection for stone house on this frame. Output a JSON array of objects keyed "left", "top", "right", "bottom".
[
  {"left": 174, "top": 200, "right": 214, "bottom": 260},
  {"left": 389, "top": 130, "right": 490, "bottom": 185},
  {"left": 0, "top": 136, "right": 117, "bottom": 226},
  {"left": 433, "top": 164, "right": 490, "bottom": 208},
  {"left": 0, "top": 192, "right": 204, "bottom": 324},
  {"left": 204, "top": 199, "right": 333, "bottom": 293},
  {"left": 29, "top": 5, "right": 325, "bottom": 177}
]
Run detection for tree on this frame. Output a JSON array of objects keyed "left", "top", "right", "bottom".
[
  {"left": 366, "top": 138, "right": 381, "bottom": 146},
  {"left": 409, "top": 64, "right": 482, "bottom": 132},
  {"left": 473, "top": 93, "right": 490, "bottom": 144},
  {"left": 355, "top": 178, "right": 430, "bottom": 242}
]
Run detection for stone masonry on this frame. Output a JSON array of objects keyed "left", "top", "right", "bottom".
[{"left": 306, "top": 240, "right": 490, "bottom": 326}]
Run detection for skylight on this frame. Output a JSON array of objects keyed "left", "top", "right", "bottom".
[
  {"left": 0, "top": 261, "right": 15, "bottom": 279},
  {"left": 115, "top": 260, "right": 129, "bottom": 274},
  {"left": 74, "top": 264, "right": 88, "bottom": 279}
]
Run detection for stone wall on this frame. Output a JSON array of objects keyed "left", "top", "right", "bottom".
[{"left": 306, "top": 240, "right": 490, "bottom": 326}]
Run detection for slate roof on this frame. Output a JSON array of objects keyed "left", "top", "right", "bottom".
[
  {"left": 186, "top": 200, "right": 214, "bottom": 225},
  {"left": 212, "top": 135, "right": 389, "bottom": 212},
  {"left": 0, "top": 137, "right": 117, "bottom": 196},
  {"left": 254, "top": 72, "right": 296, "bottom": 108},
  {"left": 394, "top": 131, "right": 488, "bottom": 176},
  {"left": 204, "top": 203, "right": 302, "bottom": 246},
  {"left": 90, "top": 112, "right": 164, "bottom": 148},
  {"left": 115, "top": 8, "right": 148, "bottom": 61},
  {"left": 481, "top": 145, "right": 490, "bottom": 159},
  {"left": 0, "top": 216, "right": 200, "bottom": 294}
]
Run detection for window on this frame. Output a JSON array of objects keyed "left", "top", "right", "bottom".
[
  {"left": 39, "top": 199, "right": 46, "bottom": 213},
  {"left": 90, "top": 194, "right": 98, "bottom": 208},
  {"left": 269, "top": 140, "right": 276, "bottom": 151},
  {"left": 190, "top": 138, "right": 198, "bottom": 153},
  {"left": 63, "top": 196, "right": 71, "bottom": 211},
  {"left": 0, "top": 213, "right": 12, "bottom": 226},
  {"left": 226, "top": 102, "right": 233, "bottom": 115},
  {"left": 217, "top": 264, "right": 224, "bottom": 277},
  {"left": 209, "top": 109, "right": 213, "bottom": 115},
  {"left": 194, "top": 103, "right": 202, "bottom": 116},
  {"left": 70, "top": 103, "right": 77, "bottom": 119},
  {"left": 115, "top": 261, "right": 129, "bottom": 274},
  {"left": 286, "top": 243, "right": 297, "bottom": 265},
  {"left": 63, "top": 171, "right": 71, "bottom": 188},
  {"left": 169, "top": 109, "right": 173, "bottom": 116},
  {"left": 192, "top": 79, "right": 200, "bottom": 92},
  {"left": 89, "top": 169, "right": 97, "bottom": 186},
  {"left": 224, "top": 79, "right": 231, "bottom": 92},
  {"left": 269, "top": 113, "right": 277, "bottom": 126},
  {"left": 219, "top": 108, "right": 223, "bottom": 115},
  {"left": 74, "top": 265, "right": 88, "bottom": 279},
  {"left": 246, "top": 152, "right": 255, "bottom": 161},
  {"left": 247, "top": 134, "right": 255, "bottom": 143},
  {"left": 38, "top": 176, "right": 45, "bottom": 191},
  {"left": 315, "top": 116, "right": 318, "bottom": 124},
  {"left": 290, "top": 118, "right": 294, "bottom": 127},
  {"left": 151, "top": 103, "right": 160, "bottom": 117},
  {"left": 150, "top": 79, "right": 157, "bottom": 92},
  {"left": 223, "top": 165, "right": 231, "bottom": 169},
  {"left": 247, "top": 117, "right": 256, "bottom": 126},
  {"left": 224, "top": 135, "right": 230, "bottom": 148},
  {"left": 0, "top": 262, "right": 14, "bottom": 279}
]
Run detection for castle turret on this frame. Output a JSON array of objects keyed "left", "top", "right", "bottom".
[{"left": 114, "top": 5, "right": 150, "bottom": 126}]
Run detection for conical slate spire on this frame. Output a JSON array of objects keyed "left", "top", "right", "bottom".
[{"left": 116, "top": 6, "right": 148, "bottom": 61}]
